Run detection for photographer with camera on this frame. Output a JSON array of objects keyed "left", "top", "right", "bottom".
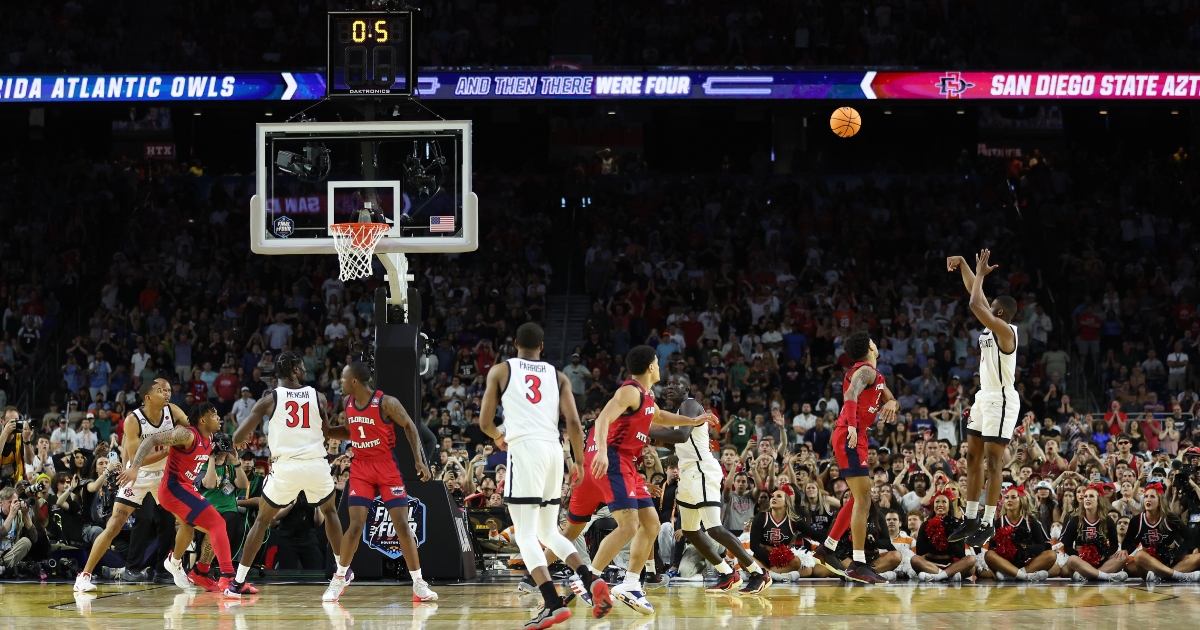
[
  {"left": 0, "top": 487, "right": 35, "bottom": 570},
  {"left": 0, "top": 406, "right": 34, "bottom": 487},
  {"left": 48, "top": 471, "right": 102, "bottom": 546},
  {"left": 1169, "top": 448, "right": 1200, "bottom": 538}
]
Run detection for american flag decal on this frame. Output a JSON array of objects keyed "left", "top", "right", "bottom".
[{"left": 430, "top": 216, "right": 455, "bottom": 232}]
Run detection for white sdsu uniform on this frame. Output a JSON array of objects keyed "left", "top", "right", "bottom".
[
  {"left": 967, "top": 323, "right": 1020, "bottom": 443},
  {"left": 116, "top": 405, "right": 176, "bottom": 507},
  {"left": 262, "top": 385, "right": 335, "bottom": 507},
  {"left": 500, "top": 358, "right": 564, "bottom": 506},
  {"left": 673, "top": 398, "right": 723, "bottom": 531}
]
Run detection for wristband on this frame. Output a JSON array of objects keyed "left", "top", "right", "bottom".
[{"left": 841, "top": 400, "right": 859, "bottom": 420}]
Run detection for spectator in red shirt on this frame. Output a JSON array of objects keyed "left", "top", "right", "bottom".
[
  {"left": 1077, "top": 305, "right": 1102, "bottom": 362},
  {"left": 213, "top": 364, "right": 240, "bottom": 417},
  {"left": 187, "top": 367, "right": 208, "bottom": 401},
  {"left": 680, "top": 310, "right": 704, "bottom": 349},
  {"left": 1104, "top": 400, "right": 1128, "bottom": 435}
]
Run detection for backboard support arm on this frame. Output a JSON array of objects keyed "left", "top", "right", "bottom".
[{"left": 377, "top": 252, "right": 412, "bottom": 320}]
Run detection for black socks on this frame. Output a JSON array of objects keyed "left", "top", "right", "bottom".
[{"left": 538, "top": 581, "right": 563, "bottom": 609}]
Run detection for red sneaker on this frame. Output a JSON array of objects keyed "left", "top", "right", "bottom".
[
  {"left": 241, "top": 583, "right": 259, "bottom": 594},
  {"left": 589, "top": 579, "right": 613, "bottom": 619},
  {"left": 845, "top": 561, "right": 888, "bottom": 584},
  {"left": 188, "top": 570, "right": 219, "bottom": 592},
  {"left": 220, "top": 578, "right": 254, "bottom": 598},
  {"left": 705, "top": 571, "right": 744, "bottom": 593}
]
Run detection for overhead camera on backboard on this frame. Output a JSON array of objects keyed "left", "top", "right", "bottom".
[
  {"left": 276, "top": 143, "right": 331, "bottom": 183},
  {"left": 400, "top": 139, "right": 445, "bottom": 222}
]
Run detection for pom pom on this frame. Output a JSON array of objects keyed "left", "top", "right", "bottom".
[
  {"left": 926, "top": 516, "right": 948, "bottom": 551},
  {"left": 795, "top": 548, "right": 817, "bottom": 569},
  {"left": 769, "top": 545, "right": 796, "bottom": 569},
  {"left": 993, "top": 524, "right": 1018, "bottom": 561},
  {"left": 1078, "top": 544, "right": 1102, "bottom": 568}
]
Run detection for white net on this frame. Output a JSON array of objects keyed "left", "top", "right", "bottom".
[{"left": 329, "top": 223, "right": 389, "bottom": 281}]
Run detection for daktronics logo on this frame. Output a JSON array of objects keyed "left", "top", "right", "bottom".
[{"left": 936, "top": 72, "right": 975, "bottom": 98}]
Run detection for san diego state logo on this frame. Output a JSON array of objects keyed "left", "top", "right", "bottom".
[
  {"left": 364, "top": 496, "right": 426, "bottom": 559},
  {"left": 936, "top": 72, "right": 975, "bottom": 99},
  {"left": 272, "top": 215, "right": 295, "bottom": 238}
]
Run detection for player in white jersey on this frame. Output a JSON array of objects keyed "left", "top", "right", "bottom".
[
  {"left": 227, "top": 351, "right": 344, "bottom": 595},
  {"left": 76, "top": 378, "right": 190, "bottom": 592},
  {"left": 480, "top": 322, "right": 609, "bottom": 630},
  {"left": 947, "top": 249, "right": 1020, "bottom": 547},
  {"left": 654, "top": 374, "right": 770, "bottom": 594}
]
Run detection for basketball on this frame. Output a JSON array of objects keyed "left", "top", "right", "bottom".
[{"left": 830, "top": 107, "right": 862, "bottom": 138}]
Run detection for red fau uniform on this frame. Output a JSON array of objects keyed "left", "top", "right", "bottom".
[
  {"left": 157, "top": 426, "right": 215, "bottom": 525},
  {"left": 568, "top": 380, "right": 656, "bottom": 520},
  {"left": 831, "top": 361, "right": 885, "bottom": 477},
  {"left": 345, "top": 390, "right": 408, "bottom": 509}
]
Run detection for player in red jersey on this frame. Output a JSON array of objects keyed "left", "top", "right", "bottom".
[
  {"left": 580, "top": 345, "right": 713, "bottom": 616},
  {"left": 118, "top": 402, "right": 246, "bottom": 596},
  {"left": 323, "top": 361, "right": 435, "bottom": 603},
  {"left": 813, "top": 331, "right": 899, "bottom": 584}
]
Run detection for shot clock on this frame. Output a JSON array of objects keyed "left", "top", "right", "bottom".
[{"left": 327, "top": 11, "right": 415, "bottom": 96}]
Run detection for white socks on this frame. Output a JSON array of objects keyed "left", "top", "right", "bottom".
[
  {"left": 411, "top": 569, "right": 423, "bottom": 582},
  {"left": 747, "top": 562, "right": 764, "bottom": 575},
  {"left": 1097, "top": 571, "right": 1111, "bottom": 580},
  {"left": 646, "top": 560, "right": 656, "bottom": 574},
  {"left": 589, "top": 565, "right": 603, "bottom": 576},
  {"left": 852, "top": 550, "right": 866, "bottom": 564},
  {"left": 235, "top": 564, "right": 251, "bottom": 583},
  {"left": 965, "top": 501, "right": 979, "bottom": 519},
  {"left": 715, "top": 561, "right": 733, "bottom": 575},
  {"left": 982, "top": 505, "right": 996, "bottom": 521},
  {"left": 623, "top": 570, "right": 641, "bottom": 586},
  {"left": 336, "top": 564, "right": 350, "bottom": 578},
  {"left": 1016, "top": 568, "right": 1027, "bottom": 581}
]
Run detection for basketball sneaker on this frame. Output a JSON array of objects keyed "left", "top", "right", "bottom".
[
  {"left": 162, "top": 552, "right": 193, "bottom": 589},
  {"left": 813, "top": 545, "right": 847, "bottom": 578},
  {"left": 611, "top": 582, "right": 654, "bottom": 615},
  {"left": 73, "top": 572, "right": 97, "bottom": 593},
  {"left": 589, "top": 577, "right": 614, "bottom": 619},
  {"left": 706, "top": 571, "right": 743, "bottom": 593},
  {"left": 1107, "top": 571, "right": 1128, "bottom": 583},
  {"left": 567, "top": 575, "right": 593, "bottom": 606},
  {"left": 187, "top": 569, "right": 218, "bottom": 592},
  {"left": 966, "top": 522, "right": 996, "bottom": 547},
  {"left": 524, "top": 601, "right": 572, "bottom": 630},
  {"left": 221, "top": 578, "right": 254, "bottom": 598},
  {"left": 518, "top": 574, "right": 539, "bottom": 594},
  {"left": 948, "top": 517, "right": 980, "bottom": 542},
  {"left": 845, "top": 561, "right": 888, "bottom": 584},
  {"left": 323, "top": 576, "right": 350, "bottom": 602},
  {"left": 413, "top": 579, "right": 438, "bottom": 602},
  {"left": 738, "top": 571, "right": 772, "bottom": 595}
]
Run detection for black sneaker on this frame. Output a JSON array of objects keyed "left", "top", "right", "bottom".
[
  {"left": 705, "top": 571, "right": 743, "bottom": 593},
  {"left": 813, "top": 546, "right": 847, "bottom": 577},
  {"left": 845, "top": 561, "right": 888, "bottom": 584},
  {"left": 948, "top": 517, "right": 979, "bottom": 542},
  {"left": 517, "top": 574, "right": 539, "bottom": 594},
  {"left": 738, "top": 571, "right": 772, "bottom": 595},
  {"left": 120, "top": 568, "right": 151, "bottom": 583},
  {"left": 966, "top": 522, "right": 996, "bottom": 547},
  {"left": 525, "top": 602, "right": 572, "bottom": 629}
]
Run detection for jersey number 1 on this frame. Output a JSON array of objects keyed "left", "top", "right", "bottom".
[
  {"left": 525, "top": 375, "right": 541, "bottom": 404},
  {"left": 285, "top": 401, "right": 311, "bottom": 428}
]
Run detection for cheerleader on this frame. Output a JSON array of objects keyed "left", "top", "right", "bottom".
[
  {"left": 911, "top": 489, "right": 977, "bottom": 582},
  {"left": 797, "top": 480, "right": 839, "bottom": 540},
  {"left": 1060, "top": 485, "right": 1127, "bottom": 582},
  {"left": 831, "top": 500, "right": 902, "bottom": 579},
  {"left": 978, "top": 486, "right": 1057, "bottom": 581},
  {"left": 749, "top": 488, "right": 838, "bottom": 582},
  {"left": 1122, "top": 483, "right": 1200, "bottom": 582}
]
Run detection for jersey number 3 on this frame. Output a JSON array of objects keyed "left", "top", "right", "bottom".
[
  {"left": 525, "top": 375, "right": 542, "bottom": 404},
  {"left": 284, "top": 401, "right": 311, "bottom": 428}
]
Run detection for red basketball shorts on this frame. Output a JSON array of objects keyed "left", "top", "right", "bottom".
[
  {"left": 832, "top": 425, "right": 870, "bottom": 477},
  {"left": 348, "top": 456, "right": 408, "bottom": 509}
]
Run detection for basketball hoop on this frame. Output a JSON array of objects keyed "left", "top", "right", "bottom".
[{"left": 329, "top": 222, "right": 389, "bottom": 281}]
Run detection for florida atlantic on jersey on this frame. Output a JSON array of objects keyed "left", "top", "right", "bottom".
[
  {"left": 499, "top": 358, "right": 561, "bottom": 445},
  {"left": 344, "top": 389, "right": 395, "bottom": 460},
  {"left": 835, "top": 362, "right": 885, "bottom": 430},
  {"left": 164, "top": 427, "right": 213, "bottom": 487},
  {"left": 267, "top": 386, "right": 326, "bottom": 461},
  {"left": 132, "top": 405, "right": 176, "bottom": 473},
  {"left": 606, "top": 380, "right": 656, "bottom": 456}
]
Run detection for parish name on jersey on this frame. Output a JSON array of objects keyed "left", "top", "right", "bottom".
[{"left": 517, "top": 360, "right": 548, "bottom": 373}]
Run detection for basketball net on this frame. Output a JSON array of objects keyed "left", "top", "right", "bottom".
[{"left": 329, "top": 222, "right": 389, "bottom": 281}]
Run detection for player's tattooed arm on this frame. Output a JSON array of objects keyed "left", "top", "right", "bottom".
[
  {"left": 844, "top": 365, "right": 878, "bottom": 403},
  {"left": 383, "top": 396, "right": 431, "bottom": 481},
  {"left": 131, "top": 427, "right": 195, "bottom": 468}
]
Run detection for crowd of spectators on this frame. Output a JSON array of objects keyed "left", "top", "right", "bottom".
[
  {"left": 2, "top": 134, "right": 1200, "bottom": 583},
  {"left": 6, "top": 0, "right": 1200, "bottom": 72}
]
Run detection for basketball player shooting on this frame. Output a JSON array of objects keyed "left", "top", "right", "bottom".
[
  {"left": 946, "top": 249, "right": 1020, "bottom": 546},
  {"left": 323, "top": 361, "right": 437, "bottom": 603},
  {"left": 479, "top": 322, "right": 611, "bottom": 630},
  {"left": 813, "top": 331, "right": 898, "bottom": 584}
]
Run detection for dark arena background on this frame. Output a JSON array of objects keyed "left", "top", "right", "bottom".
[{"left": 2, "top": 1, "right": 1200, "bottom": 628}]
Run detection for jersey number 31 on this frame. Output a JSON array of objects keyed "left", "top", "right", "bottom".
[{"left": 285, "top": 401, "right": 311, "bottom": 428}]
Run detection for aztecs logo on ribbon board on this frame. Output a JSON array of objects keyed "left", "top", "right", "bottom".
[{"left": 363, "top": 495, "right": 426, "bottom": 559}]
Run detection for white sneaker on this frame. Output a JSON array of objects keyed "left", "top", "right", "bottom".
[
  {"left": 917, "top": 572, "right": 944, "bottom": 582},
  {"left": 163, "top": 553, "right": 193, "bottom": 589},
  {"left": 879, "top": 571, "right": 897, "bottom": 582},
  {"left": 1143, "top": 571, "right": 1158, "bottom": 583},
  {"left": 74, "top": 572, "right": 97, "bottom": 593},
  {"left": 611, "top": 582, "right": 654, "bottom": 615},
  {"left": 996, "top": 571, "right": 1010, "bottom": 581},
  {"left": 1028, "top": 570, "right": 1049, "bottom": 582},
  {"left": 1072, "top": 572, "right": 1088, "bottom": 582},
  {"left": 323, "top": 576, "right": 348, "bottom": 602},
  {"left": 1180, "top": 571, "right": 1200, "bottom": 582},
  {"left": 413, "top": 579, "right": 438, "bottom": 602}
]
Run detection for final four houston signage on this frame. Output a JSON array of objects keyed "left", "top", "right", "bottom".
[{"left": 363, "top": 495, "right": 426, "bottom": 559}]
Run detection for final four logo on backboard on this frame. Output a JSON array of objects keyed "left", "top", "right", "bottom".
[{"left": 272, "top": 215, "right": 295, "bottom": 238}]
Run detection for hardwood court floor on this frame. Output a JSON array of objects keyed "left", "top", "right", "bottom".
[{"left": 1, "top": 580, "right": 1195, "bottom": 629}]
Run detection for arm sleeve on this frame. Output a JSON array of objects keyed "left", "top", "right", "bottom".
[
  {"left": 915, "top": 523, "right": 933, "bottom": 556},
  {"left": 1120, "top": 517, "right": 1140, "bottom": 553}
]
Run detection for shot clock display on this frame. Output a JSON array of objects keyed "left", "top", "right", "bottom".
[{"left": 327, "top": 11, "right": 415, "bottom": 96}]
